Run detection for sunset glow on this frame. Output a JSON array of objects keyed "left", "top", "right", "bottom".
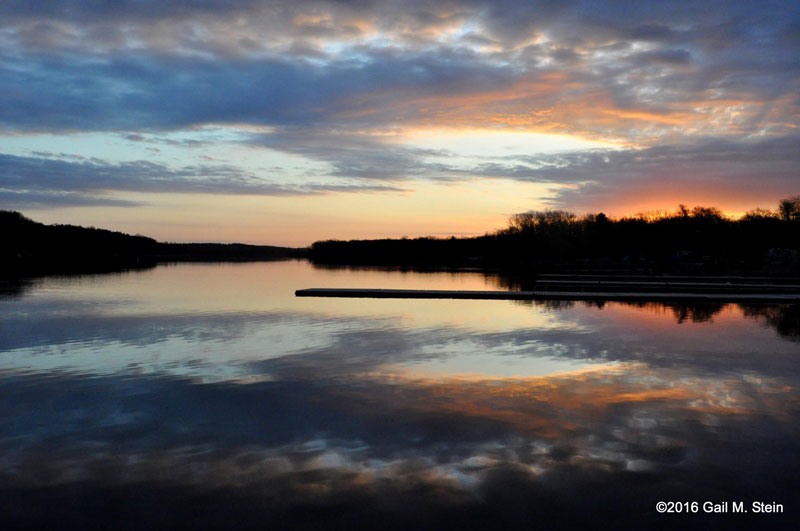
[{"left": 1, "top": 1, "right": 798, "bottom": 244}]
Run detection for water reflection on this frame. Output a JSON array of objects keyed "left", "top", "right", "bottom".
[
  {"left": 2, "top": 366, "right": 796, "bottom": 529},
  {"left": 0, "top": 278, "right": 35, "bottom": 300},
  {"left": 0, "top": 262, "right": 798, "bottom": 530},
  {"left": 742, "top": 304, "right": 800, "bottom": 341}
]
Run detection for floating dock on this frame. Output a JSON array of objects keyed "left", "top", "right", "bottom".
[
  {"left": 296, "top": 275, "right": 800, "bottom": 302},
  {"left": 533, "top": 279, "right": 800, "bottom": 298},
  {"left": 529, "top": 291, "right": 800, "bottom": 302},
  {"left": 295, "top": 287, "right": 800, "bottom": 302},
  {"left": 295, "top": 288, "right": 536, "bottom": 300}
]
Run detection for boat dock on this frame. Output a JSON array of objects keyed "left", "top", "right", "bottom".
[
  {"left": 532, "top": 275, "right": 800, "bottom": 301},
  {"left": 295, "top": 288, "right": 537, "bottom": 300},
  {"left": 296, "top": 275, "right": 800, "bottom": 302}
]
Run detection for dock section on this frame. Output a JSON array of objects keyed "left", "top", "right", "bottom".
[
  {"left": 533, "top": 277, "right": 800, "bottom": 299},
  {"left": 295, "top": 288, "right": 536, "bottom": 300},
  {"left": 296, "top": 277, "right": 800, "bottom": 302}
]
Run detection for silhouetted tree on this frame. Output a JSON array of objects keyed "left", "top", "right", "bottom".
[
  {"left": 778, "top": 195, "right": 800, "bottom": 222},
  {"left": 507, "top": 210, "right": 577, "bottom": 233},
  {"left": 690, "top": 206, "right": 724, "bottom": 220},
  {"left": 742, "top": 208, "right": 777, "bottom": 221}
]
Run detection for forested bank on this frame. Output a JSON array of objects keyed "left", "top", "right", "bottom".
[
  {"left": 1, "top": 211, "right": 304, "bottom": 277},
  {"left": 310, "top": 197, "right": 800, "bottom": 275}
]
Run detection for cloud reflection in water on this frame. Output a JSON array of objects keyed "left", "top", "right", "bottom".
[
  {"left": 0, "top": 263, "right": 798, "bottom": 529},
  {"left": 1, "top": 364, "right": 797, "bottom": 529}
]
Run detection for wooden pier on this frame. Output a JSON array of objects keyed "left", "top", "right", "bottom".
[
  {"left": 295, "top": 288, "right": 536, "bottom": 300},
  {"left": 296, "top": 276, "right": 800, "bottom": 302}
]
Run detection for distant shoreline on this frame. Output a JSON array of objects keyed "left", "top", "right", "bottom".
[
  {"left": 4, "top": 201, "right": 800, "bottom": 279},
  {"left": 307, "top": 202, "right": 800, "bottom": 277},
  {"left": 1, "top": 210, "right": 306, "bottom": 278}
]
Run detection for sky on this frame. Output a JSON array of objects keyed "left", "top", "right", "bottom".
[{"left": 1, "top": 1, "right": 798, "bottom": 246}]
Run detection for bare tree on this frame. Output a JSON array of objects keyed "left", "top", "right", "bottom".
[{"left": 778, "top": 195, "right": 800, "bottom": 221}]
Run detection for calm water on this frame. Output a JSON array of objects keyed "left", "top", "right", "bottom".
[{"left": 1, "top": 261, "right": 798, "bottom": 529}]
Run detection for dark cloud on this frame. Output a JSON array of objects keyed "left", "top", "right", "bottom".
[
  {"left": 634, "top": 48, "right": 691, "bottom": 65},
  {"left": 0, "top": 1, "right": 795, "bottom": 137},
  {"left": 626, "top": 24, "right": 677, "bottom": 42},
  {"left": 236, "top": 131, "right": 800, "bottom": 207},
  {"left": 246, "top": 128, "right": 457, "bottom": 181},
  {"left": 464, "top": 135, "right": 800, "bottom": 209},
  {"left": 0, "top": 190, "right": 141, "bottom": 209},
  {"left": 0, "top": 153, "right": 404, "bottom": 206},
  {"left": 0, "top": 47, "right": 523, "bottom": 133},
  {"left": 237, "top": 132, "right": 800, "bottom": 207}
]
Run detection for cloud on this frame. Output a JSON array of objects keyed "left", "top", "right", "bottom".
[
  {"left": 464, "top": 135, "right": 800, "bottom": 210},
  {"left": 633, "top": 48, "right": 691, "bottom": 65},
  {"left": 0, "top": 1, "right": 797, "bottom": 214},
  {"left": 235, "top": 130, "right": 800, "bottom": 211},
  {"left": 2, "top": 133, "right": 796, "bottom": 214},
  {"left": 0, "top": 1, "right": 796, "bottom": 141},
  {"left": 0, "top": 190, "right": 141, "bottom": 209},
  {"left": 245, "top": 128, "right": 459, "bottom": 181},
  {"left": 625, "top": 23, "right": 677, "bottom": 42},
  {"left": 0, "top": 48, "right": 523, "bottom": 133},
  {"left": 0, "top": 152, "right": 405, "bottom": 208}
]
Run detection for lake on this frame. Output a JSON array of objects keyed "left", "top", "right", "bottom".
[{"left": 1, "top": 261, "right": 798, "bottom": 529}]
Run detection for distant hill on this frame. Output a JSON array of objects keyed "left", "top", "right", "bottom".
[{"left": 1, "top": 211, "right": 305, "bottom": 276}]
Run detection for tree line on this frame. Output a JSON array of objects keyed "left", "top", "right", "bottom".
[
  {"left": 3, "top": 194, "right": 799, "bottom": 277},
  {"left": 310, "top": 195, "right": 800, "bottom": 275},
  {"left": 1, "top": 210, "right": 303, "bottom": 277}
]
